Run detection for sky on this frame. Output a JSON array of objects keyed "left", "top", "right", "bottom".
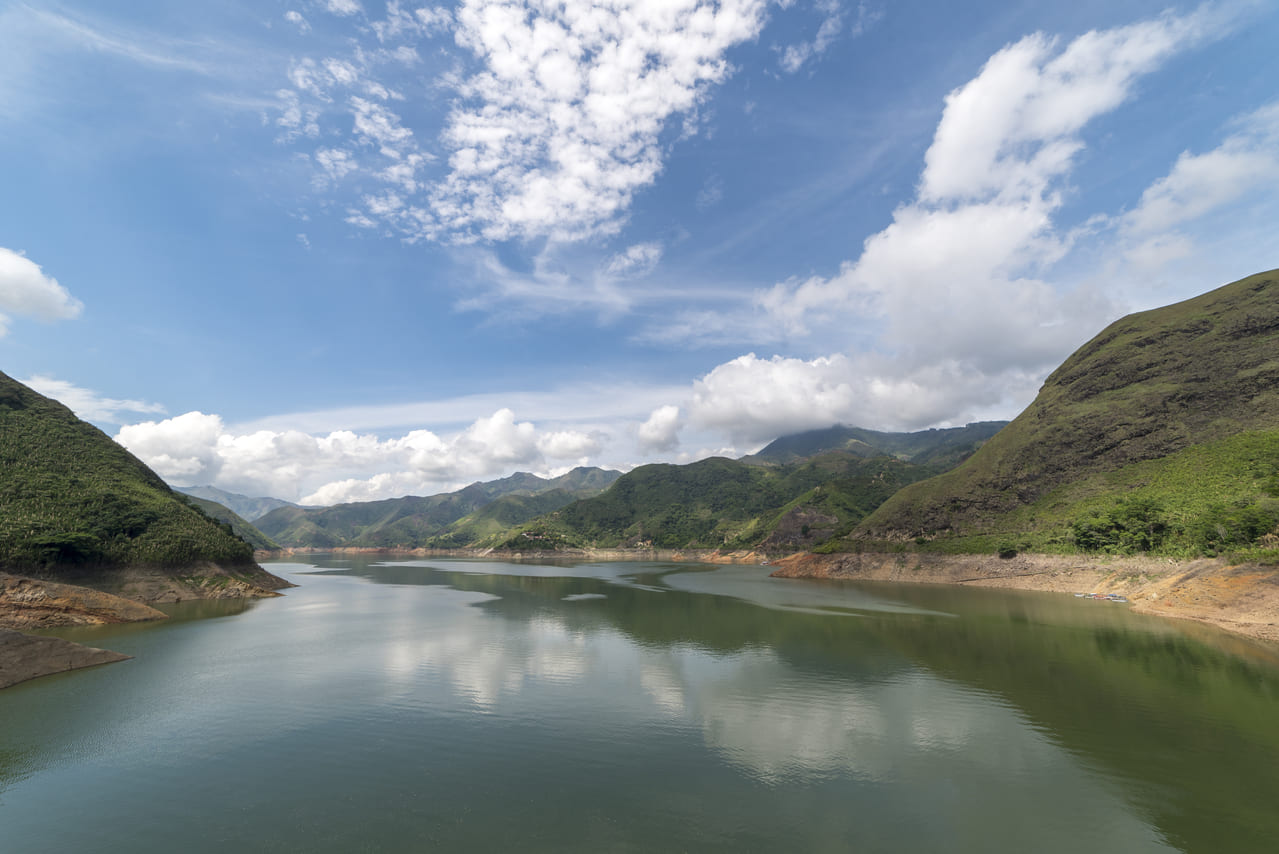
[{"left": 1, "top": 0, "right": 1277, "bottom": 505}]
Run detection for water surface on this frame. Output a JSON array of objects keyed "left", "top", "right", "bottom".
[{"left": 3, "top": 555, "right": 1278, "bottom": 852}]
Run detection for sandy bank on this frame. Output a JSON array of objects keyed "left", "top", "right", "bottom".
[{"left": 769, "top": 551, "right": 1279, "bottom": 644}]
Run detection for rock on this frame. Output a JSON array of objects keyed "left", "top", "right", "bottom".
[{"left": 0, "top": 628, "right": 129, "bottom": 689}]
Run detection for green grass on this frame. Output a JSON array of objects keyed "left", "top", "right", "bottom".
[{"left": 848, "top": 270, "right": 1279, "bottom": 561}]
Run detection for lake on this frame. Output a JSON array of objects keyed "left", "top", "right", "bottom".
[{"left": 3, "top": 555, "right": 1278, "bottom": 852}]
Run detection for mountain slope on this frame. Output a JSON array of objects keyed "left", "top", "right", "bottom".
[
  {"left": 491, "top": 451, "right": 957, "bottom": 552},
  {"left": 746, "top": 422, "right": 1007, "bottom": 467},
  {"left": 0, "top": 370, "right": 285, "bottom": 592},
  {"left": 853, "top": 269, "right": 1279, "bottom": 557},
  {"left": 176, "top": 486, "right": 299, "bottom": 522},
  {"left": 256, "top": 467, "right": 622, "bottom": 548},
  {"left": 184, "top": 496, "right": 280, "bottom": 551}
]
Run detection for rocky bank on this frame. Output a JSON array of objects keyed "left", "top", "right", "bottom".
[
  {"left": 769, "top": 551, "right": 1279, "bottom": 643},
  {"left": 0, "top": 564, "right": 291, "bottom": 689}
]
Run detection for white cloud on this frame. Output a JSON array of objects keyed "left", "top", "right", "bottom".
[
  {"left": 0, "top": 247, "right": 83, "bottom": 336},
  {"left": 638, "top": 404, "right": 682, "bottom": 452},
  {"left": 279, "top": 0, "right": 769, "bottom": 244},
  {"left": 778, "top": 0, "right": 849, "bottom": 74},
  {"left": 284, "top": 11, "right": 311, "bottom": 33},
  {"left": 115, "top": 407, "right": 619, "bottom": 505},
  {"left": 732, "top": 9, "right": 1230, "bottom": 434},
  {"left": 325, "top": 0, "right": 364, "bottom": 17},
  {"left": 1123, "top": 101, "right": 1279, "bottom": 239},
  {"left": 429, "top": 0, "right": 768, "bottom": 242},
  {"left": 604, "top": 242, "right": 663, "bottom": 278},
  {"left": 687, "top": 354, "right": 857, "bottom": 443},
  {"left": 21, "top": 375, "right": 166, "bottom": 424},
  {"left": 116, "top": 411, "right": 226, "bottom": 481}
]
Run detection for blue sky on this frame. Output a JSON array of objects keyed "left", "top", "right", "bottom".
[{"left": 1, "top": 0, "right": 1277, "bottom": 504}]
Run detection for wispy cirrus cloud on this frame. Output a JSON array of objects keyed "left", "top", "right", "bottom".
[
  {"left": 777, "top": 0, "right": 877, "bottom": 74},
  {"left": 21, "top": 374, "right": 165, "bottom": 424}
]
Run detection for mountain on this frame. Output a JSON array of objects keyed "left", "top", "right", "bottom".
[
  {"left": 850, "top": 269, "right": 1279, "bottom": 558},
  {"left": 745, "top": 422, "right": 1008, "bottom": 468},
  {"left": 183, "top": 496, "right": 280, "bottom": 551},
  {"left": 175, "top": 485, "right": 300, "bottom": 522},
  {"left": 256, "top": 466, "right": 622, "bottom": 548},
  {"left": 489, "top": 448, "right": 976, "bottom": 553},
  {"left": 0, "top": 370, "right": 286, "bottom": 590}
]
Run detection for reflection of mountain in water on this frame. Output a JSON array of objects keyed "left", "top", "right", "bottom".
[{"left": 310, "top": 555, "right": 1279, "bottom": 853}]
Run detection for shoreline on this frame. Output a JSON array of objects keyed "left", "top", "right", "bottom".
[
  {"left": 768, "top": 551, "right": 1279, "bottom": 644},
  {"left": 0, "top": 562, "right": 291, "bottom": 689},
  {"left": 261, "top": 546, "right": 1279, "bottom": 644}
]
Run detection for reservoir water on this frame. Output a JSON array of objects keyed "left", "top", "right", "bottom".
[{"left": 3, "top": 555, "right": 1279, "bottom": 852}]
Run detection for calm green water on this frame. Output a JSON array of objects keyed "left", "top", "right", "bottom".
[{"left": 3, "top": 556, "right": 1279, "bottom": 853}]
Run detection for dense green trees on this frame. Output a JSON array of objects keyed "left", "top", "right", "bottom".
[{"left": 0, "top": 371, "right": 255, "bottom": 571}]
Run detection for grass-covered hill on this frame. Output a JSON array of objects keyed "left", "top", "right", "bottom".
[
  {"left": 0, "top": 371, "right": 265, "bottom": 574},
  {"left": 256, "top": 466, "right": 621, "bottom": 548},
  {"left": 849, "top": 269, "right": 1279, "bottom": 560},
  {"left": 175, "top": 485, "right": 299, "bottom": 522}
]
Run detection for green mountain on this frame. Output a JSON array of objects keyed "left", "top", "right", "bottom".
[
  {"left": 0, "top": 371, "right": 278, "bottom": 581},
  {"left": 256, "top": 467, "right": 622, "bottom": 548},
  {"left": 850, "top": 269, "right": 1279, "bottom": 559},
  {"left": 745, "top": 422, "right": 1008, "bottom": 468},
  {"left": 175, "top": 485, "right": 300, "bottom": 522},
  {"left": 489, "top": 448, "right": 978, "bottom": 552},
  {"left": 183, "top": 496, "right": 280, "bottom": 551},
  {"left": 424, "top": 489, "right": 587, "bottom": 548}
]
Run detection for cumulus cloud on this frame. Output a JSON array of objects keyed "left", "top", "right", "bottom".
[
  {"left": 21, "top": 375, "right": 165, "bottom": 424},
  {"left": 638, "top": 404, "right": 682, "bottom": 452},
  {"left": 0, "top": 248, "right": 83, "bottom": 336},
  {"left": 732, "top": 9, "right": 1228, "bottom": 434},
  {"left": 115, "top": 407, "right": 615, "bottom": 505}
]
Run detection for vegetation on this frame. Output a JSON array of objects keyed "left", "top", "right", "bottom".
[
  {"left": 184, "top": 495, "right": 281, "bottom": 551},
  {"left": 256, "top": 467, "right": 621, "bottom": 548},
  {"left": 0, "top": 371, "right": 256, "bottom": 571},
  {"left": 745, "top": 422, "right": 1007, "bottom": 468},
  {"left": 839, "top": 270, "right": 1279, "bottom": 562},
  {"left": 255, "top": 422, "right": 1003, "bottom": 553},
  {"left": 175, "top": 485, "right": 300, "bottom": 522},
  {"left": 488, "top": 450, "right": 983, "bottom": 552}
]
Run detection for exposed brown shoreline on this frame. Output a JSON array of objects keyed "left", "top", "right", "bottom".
[
  {"left": 0, "top": 562, "right": 291, "bottom": 689},
  {"left": 768, "top": 551, "right": 1279, "bottom": 644}
]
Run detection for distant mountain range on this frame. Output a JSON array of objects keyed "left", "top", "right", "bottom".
[
  {"left": 255, "top": 467, "right": 623, "bottom": 548},
  {"left": 249, "top": 270, "right": 1279, "bottom": 563},
  {"left": 175, "top": 485, "right": 302, "bottom": 522},
  {"left": 251, "top": 423, "right": 1004, "bottom": 552},
  {"left": 6, "top": 269, "right": 1276, "bottom": 596}
]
